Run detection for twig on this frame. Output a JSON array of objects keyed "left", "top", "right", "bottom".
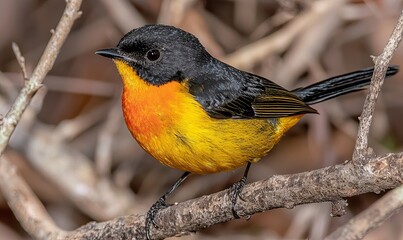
[
  {"left": 0, "top": 0, "right": 83, "bottom": 238},
  {"left": 11, "top": 42, "right": 28, "bottom": 80},
  {"left": 325, "top": 184, "right": 403, "bottom": 240},
  {"left": 66, "top": 152, "right": 402, "bottom": 239},
  {"left": 353, "top": 11, "right": 403, "bottom": 162},
  {"left": 0, "top": 0, "right": 83, "bottom": 154},
  {"left": 321, "top": 11, "right": 403, "bottom": 240}
]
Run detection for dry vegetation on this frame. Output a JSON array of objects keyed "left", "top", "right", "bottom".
[{"left": 0, "top": 0, "right": 402, "bottom": 239}]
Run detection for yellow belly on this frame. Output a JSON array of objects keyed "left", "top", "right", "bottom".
[
  {"left": 117, "top": 60, "right": 302, "bottom": 174},
  {"left": 142, "top": 114, "right": 301, "bottom": 174}
]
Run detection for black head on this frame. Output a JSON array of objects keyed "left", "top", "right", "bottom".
[{"left": 96, "top": 24, "right": 211, "bottom": 85}]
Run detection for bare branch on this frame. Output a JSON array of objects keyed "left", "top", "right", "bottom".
[
  {"left": 353, "top": 11, "right": 403, "bottom": 162},
  {"left": 67, "top": 153, "right": 403, "bottom": 239},
  {"left": 325, "top": 184, "right": 403, "bottom": 240},
  {"left": 0, "top": 0, "right": 83, "bottom": 154},
  {"left": 0, "top": 0, "right": 83, "bottom": 238},
  {"left": 323, "top": 11, "right": 403, "bottom": 240}
]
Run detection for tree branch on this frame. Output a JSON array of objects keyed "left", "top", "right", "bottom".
[
  {"left": 322, "top": 10, "right": 403, "bottom": 239},
  {"left": 325, "top": 184, "right": 403, "bottom": 240},
  {"left": 0, "top": 0, "right": 83, "bottom": 238},
  {"left": 353, "top": 10, "right": 403, "bottom": 162},
  {"left": 66, "top": 152, "right": 402, "bottom": 239},
  {"left": 0, "top": 0, "right": 82, "bottom": 154}
]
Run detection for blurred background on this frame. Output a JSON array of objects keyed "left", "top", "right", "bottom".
[{"left": 0, "top": 0, "right": 402, "bottom": 239}]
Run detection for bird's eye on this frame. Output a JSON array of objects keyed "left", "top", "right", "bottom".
[{"left": 146, "top": 49, "right": 161, "bottom": 61}]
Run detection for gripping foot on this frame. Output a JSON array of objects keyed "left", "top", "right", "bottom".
[
  {"left": 229, "top": 162, "right": 251, "bottom": 219},
  {"left": 145, "top": 172, "right": 190, "bottom": 240}
]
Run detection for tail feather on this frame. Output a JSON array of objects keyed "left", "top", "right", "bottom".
[{"left": 293, "top": 66, "right": 399, "bottom": 105}]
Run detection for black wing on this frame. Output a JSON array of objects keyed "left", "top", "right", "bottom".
[{"left": 187, "top": 64, "right": 317, "bottom": 119}]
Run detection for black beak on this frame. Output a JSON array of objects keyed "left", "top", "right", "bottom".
[{"left": 96, "top": 48, "right": 125, "bottom": 60}]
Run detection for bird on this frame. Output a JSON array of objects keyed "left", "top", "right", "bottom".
[{"left": 96, "top": 24, "right": 398, "bottom": 239}]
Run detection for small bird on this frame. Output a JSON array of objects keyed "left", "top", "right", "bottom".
[{"left": 96, "top": 24, "right": 398, "bottom": 239}]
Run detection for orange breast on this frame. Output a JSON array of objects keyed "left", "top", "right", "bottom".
[{"left": 122, "top": 79, "right": 183, "bottom": 141}]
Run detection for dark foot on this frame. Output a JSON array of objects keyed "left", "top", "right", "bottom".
[
  {"left": 229, "top": 176, "right": 249, "bottom": 219},
  {"left": 145, "top": 197, "right": 167, "bottom": 240},
  {"left": 145, "top": 172, "right": 191, "bottom": 240}
]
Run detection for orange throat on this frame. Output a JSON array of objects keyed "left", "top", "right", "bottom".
[{"left": 116, "top": 61, "right": 186, "bottom": 143}]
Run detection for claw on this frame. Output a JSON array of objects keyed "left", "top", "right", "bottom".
[
  {"left": 145, "top": 197, "right": 167, "bottom": 239},
  {"left": 229, "top": 177, "right": 246, "bottom": 219},
  {"left": 229, "top": 162, "right": 252, "bottom": 219},
  {"left": 144, "top": 172, "right": 190, "bottom": 240}
]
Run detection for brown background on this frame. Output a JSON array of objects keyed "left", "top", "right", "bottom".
[{"left": 0, "top": 0, "right": 402, "bottom": 239}]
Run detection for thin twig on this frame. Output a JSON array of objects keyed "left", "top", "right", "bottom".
[
  {"left": 353, "top": 11, "right": 403, "bottom": 162},
  {"left": 0, "top": 0, "right": 83, "bottom": 154},
  {"left": 11, "top": 42, "right": 28, "bottom": 80},
  {"left": 322, "top": 10, "right": 403, "bottom": 240},
  {"left": 0, "top": 0, "right": 83, "bottom": 238}
]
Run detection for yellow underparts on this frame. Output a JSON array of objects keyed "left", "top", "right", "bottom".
[{"left": 115, "top": 60, "right": 302, "bottom": 174}]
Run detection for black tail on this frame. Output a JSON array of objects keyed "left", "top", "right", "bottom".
[{"left": 293, "top": 66, "right": 399, "bottom": 105}]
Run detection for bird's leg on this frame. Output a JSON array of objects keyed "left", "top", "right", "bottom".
[
  {"left": 229, "top": 162, "right": 251, "bottom": 219},
  {"left": 145, "top": 171, "right": 190, "bottom": 240}
]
